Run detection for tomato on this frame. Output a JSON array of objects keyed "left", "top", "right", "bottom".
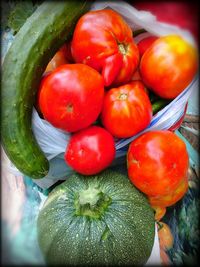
[
  {"left": 65, "top": 126, "right": 116, "bottom": 175},
  {"left": 137, "top": 36, "right": 158, "bottom": 57},
  {"left": 101, "top": 81, "right": 152, "bottom": 138},
  {"left": 35, "top": 73, "right": 50, "bottom": 116},
  {"left": 39, "top": 64, "right": 104, "bottom": 132},
  {"left": 71, "top": 9, "right": 139, "bottom": 87},
  {"left": 131, "top": 69, "right": 142, "bottom": 81},
  {"left": 158, "top": 222, "right": 174, "bottom": 250},
  {"left": 127, "top": 131, "right": 189, "bottom": 204},
  {"left": 140, "top": 35, "right": 198, "bottom": 99},
  {"left": 148, "top": 177, "right": 188, "bottom": 207},
  {"left": 45, "top": 44, "right": 69, "bottom": 73},
  {"left": 59, "top": 41, "right": 74, "bottom": 63}
]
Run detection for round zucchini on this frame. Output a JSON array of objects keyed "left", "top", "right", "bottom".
[
  {"left": 37, "top": 170, "right": 155, "bottom": 265},
  {"left": 1, "top": 1, "right": 91, "bottom": 179}
]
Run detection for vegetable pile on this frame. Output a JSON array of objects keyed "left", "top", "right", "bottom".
[{"left": 1, "top": 1, "right": 198, "bottom": 265}]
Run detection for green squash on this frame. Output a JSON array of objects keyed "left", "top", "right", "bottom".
[{"left": 37, "top": 170, "right": 155, "bottom": 265}]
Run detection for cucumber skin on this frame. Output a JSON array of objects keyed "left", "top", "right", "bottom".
[{"left": 1, "top": 1, "right": 91, "bottom": 179}]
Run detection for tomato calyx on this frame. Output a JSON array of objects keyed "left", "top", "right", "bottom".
[
  {"left": 118, "top": 42, "right": 128, "bottom": 55},
  {"left": 118, "top": 92, "right": 128, "bottom": 100},
  {"left": 66, "top": 103, "right": 74, "bottom": 113}
]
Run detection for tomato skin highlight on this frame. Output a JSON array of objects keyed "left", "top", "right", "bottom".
[
  {"left": 127, "top": 131, "right": 189, "bottom": 206},
  {"left": 101, "top": 81, "right": 152, "bottom": 138},
  {"left": 65, "top": 126, "right": 116, "bottom": 175},
  {"left": 140, "top": 35, "right": 198, "bottom": 99},
  {"left": 71, "top": 9, "right": 139, "bottom": 87},
  {"left": 39, "top": 64, "right": 104, "bottom": 132}
]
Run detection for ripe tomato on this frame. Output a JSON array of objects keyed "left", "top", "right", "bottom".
[
  {"left": 101, "top": 81, "right": 152, "bottom": 138},
  {"left": 71, "top": 9, "right": 139, "bottom": 87},
  {"left": 127, "top": 131, "right": 189, "bottom": 204},
  {"left": 131, "top": 69, "right": 142, "bottom": 81},
  {"left": 148, "top": 177, "right": 188, "bottom": 207},
  {"left": 137, "top": 36, "right": 158, "bottom": 57},
  {"left": 35, "top": 73, "right": 50, "bottom": 116},
  {"left": 65, "top": 126, "right": 116, "bottom": 175},
  {"left": 45, "top": 44, "right": 69, "bottom": 73},
  {"left": 158, "top": 222, "right": 174, "bottom": 250},
  {"left": 140, "top": 35, "right": 198, "bottom": 99},
  {"left": 59, "top": 41, "right": 74, "bottom": 63},
  {"left": 39, "top": 64, "right": 104, "bottom": 132}
]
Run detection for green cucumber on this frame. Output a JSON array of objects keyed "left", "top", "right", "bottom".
[{"left": 1, "top": 1, "right": 91, "bottom": 179}]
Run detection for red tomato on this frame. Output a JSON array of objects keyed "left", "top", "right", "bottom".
[
  {"left": 71, "top": 9, "right": 139, "bottom": 87},
  {"left": 65, "top": 126, "right": 116, "bottom": 175},
  {"left": 140, "top": 35, "right": 198, "bottom": 99},
  {"left": 39, "top": 64, "right": 104, "bottom": 132},
  {"left": 59, "top": 41, "right": 74, "bottom": 63},
  {"left": 101, "top": 81, "right": 152, "bottom": 138},
  {"left": 127, "top": 131, "right": 189, "bottom": 204},
  {"left": 131, "top": 69, "right": 142, "bottom": 81},
  {"left": 137, "top": 36, "right": 158, "bottom": 57}
]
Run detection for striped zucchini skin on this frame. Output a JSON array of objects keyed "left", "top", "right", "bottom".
[
  {"left": 37, "top": 170, "right": 155, "bottom": 265},
  {"left": 1, "top": 0, "right": 91, "bottom": 179}
]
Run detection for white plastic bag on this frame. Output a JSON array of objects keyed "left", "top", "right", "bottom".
[{"left": 4, "top": 1, "right": 198, "bottom": 189}]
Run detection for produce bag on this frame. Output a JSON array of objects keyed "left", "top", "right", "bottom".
[{"left": 2, "top": 0, "right": 198, "bottom": 190}]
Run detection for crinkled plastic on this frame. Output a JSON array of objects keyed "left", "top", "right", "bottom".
[{"left": 3, "top": 1, "right": 198, "bottom": 189}]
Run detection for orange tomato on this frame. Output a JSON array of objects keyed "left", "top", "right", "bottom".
[
  {"left": 158, "top": 222, "right": 174, "bottom": 250},
  {"left": 137, "top": 36, "right": 158, "bottom": 57},
  {"left": 45, "top": 46, "right": 69, "bottom": 73},
  {"left": 140, "top": 35, "right": 198, "bottom": 99}
]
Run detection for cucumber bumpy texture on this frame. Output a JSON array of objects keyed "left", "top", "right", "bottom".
[
  {"left": 37, "top": 170, "right": 155, "bottom": 266},
  {"left": 1, "top": 0, "right": 91, "bottom": 179}
]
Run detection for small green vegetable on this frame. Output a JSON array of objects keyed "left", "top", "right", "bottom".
[{"left": 152, "top": 99, "right": 171, "bottom": 114}]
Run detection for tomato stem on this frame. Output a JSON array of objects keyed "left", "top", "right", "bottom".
[
  {"left": 118, "top": 93, "right": 128, "bottom": 100},
  {"left": 66, "top": 103, "right": 73, "bottom": 113},
  {"left": 118, "top": 43, "right": 127, "bottom": 55}
]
